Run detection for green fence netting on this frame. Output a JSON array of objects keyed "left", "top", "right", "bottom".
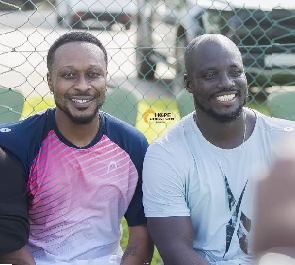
[
  {"left": 0, "top": 1, "right": 294, "bottom": 263},
  {"left": 0, "top": 0, "right": 294, "bottom": 139}
]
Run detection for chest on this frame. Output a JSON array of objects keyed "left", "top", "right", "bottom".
[
  {"left": 184, "top": 145, "right": 272, "bottom": 214},
  {"left": 27, "top": 136, "right": 138, "bottom": 221}
]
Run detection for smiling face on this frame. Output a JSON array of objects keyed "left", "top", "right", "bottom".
[
  {"left": 184, "top": 36, "right": 248, "bottom": 123},
  {"left": 47, "top": 41, "right": 107, "bottom": 125}
]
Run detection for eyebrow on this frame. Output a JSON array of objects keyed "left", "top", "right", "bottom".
[
  {"left": 59, "top": 64, "right": 104, "bottom": 69},
  {"left": 202, "top": 64, "right": 241, "bottom": 71}
]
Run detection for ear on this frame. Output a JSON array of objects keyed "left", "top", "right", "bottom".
[
  {"left": 47, "top": 72, "right": 54, "bottom": 93},
  {"left": 184, "top": 73, "right": 193, "bottom": 93}
]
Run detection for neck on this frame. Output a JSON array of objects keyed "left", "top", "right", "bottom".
[
  {"left": 55, "top": 110, "right": 100, "bottom": 148},
  {"left": 194, "top": 108, "right": 247, "bottom": 149}
]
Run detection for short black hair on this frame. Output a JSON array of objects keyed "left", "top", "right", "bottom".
[{"left": 47, "top": 31, "right": 108, "bottom": 73}]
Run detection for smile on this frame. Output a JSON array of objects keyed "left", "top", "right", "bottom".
[
  {"left": 71, "top": 99, "right": 91, "bottom": 103},
  {"left": 216, "top": 94, "right": 236, "bottom": 102}
]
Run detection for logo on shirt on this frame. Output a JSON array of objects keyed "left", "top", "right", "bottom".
[
  {"left": 0, "top": 127, "right": 11, "bottom": 132},
  {"left": 142, "top": 108, "right": 175, "bottom": 124},
  {"left": 284, "top": 126, "right": 294, "bottom": 132},
  {"left": 107, "top": 161, "right": 118, "bottom": 173},
  {"left": 222, "top": 173, "right": 251, "bottom": 256}
]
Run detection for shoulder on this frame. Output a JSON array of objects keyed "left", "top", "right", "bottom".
[
  {"left": 0, "top": 109, "right": 54, "bottom": 171},
  {"left": 148, "top": 113, "right": 193, "bottom": 153},
  {"left": 100, "top": 111, "right": 149, "bottom": 168},
  {"left": 254, "top": 109, "right": 295, "bottom": 133}
]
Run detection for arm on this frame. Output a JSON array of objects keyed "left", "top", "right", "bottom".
[
  {"left": 0, "top": 246, "right": 35, "bottom": 265},
  {"left": 121, "top": 225, "right": 154, "bottom": 265},
  {"left": 148, "top": 216, "right": 209, "bottom": 265},
  {"left": 142, "top": 143, "right": 208, "bottom": 264},
  {"left": 122, "top": 135, "right": 153, "bottom": 264},
  {"left": 0, "top": 147, "right": 34, "bottom": 264}
]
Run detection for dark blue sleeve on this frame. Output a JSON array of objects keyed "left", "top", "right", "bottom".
[
  {"left": 0, "top": 147, "right": 29, "bottom": 255},
  {"left": 124, "top": 134, "right": 148, "bottom": 227},
  {"left": 124, "top": 175, "right": 147, "bottom": 227}
]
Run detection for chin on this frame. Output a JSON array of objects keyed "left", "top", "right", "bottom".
[
  {"left": 59, "top": 105, "right": 100, "bottom": 125},
  {"left": 215, "top": 110, "right": 243, "bottom": 123},
  {"left": 65, "top": 110, "right": 98, "bottom": 124},
  {"left": 207, "top": 105, "right": 243, "bottom": 123},
  {"left": 70, "top": 114, "right": 97, "bottom": 124}
]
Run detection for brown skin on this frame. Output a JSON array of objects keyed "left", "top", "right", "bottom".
[
  {"left": 254, "top": 139, "right": 295, "bottom": 260},
  {"left": 121, "top": 225, "right": 154, "bottom": 265},
  {"left": 184, "top": 35, "right": 255, "bottom": 149},
  {"left": 148, "top": 217, "right": 209, "bottom": 265},
  {"left": 0, "top": 246, "right": 35, "bottom": 265},
  {"left": 47, "top": 42, "right": 107, "bottom": 148},
  {"left": 147, "top": 35, "right": 256, "bottom": 264},
  {"left": 47, "top": 41, "right": 153, "bottom": 264}
]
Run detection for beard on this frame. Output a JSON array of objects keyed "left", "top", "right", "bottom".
[
  {"left": 55, "top": 94, "right": 105, "bottom": 125},
  {"left": 194, "top": 91, "right": 249, "bottom": 123}
]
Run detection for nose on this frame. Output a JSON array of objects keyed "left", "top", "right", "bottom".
[
  {"left": 75, "top": 75, "right": 91, "bottom": 91},
  {"left": 217, "top": 71, "right": 234, "bottom": 89}
]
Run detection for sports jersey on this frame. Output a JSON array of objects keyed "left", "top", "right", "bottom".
[
  {"left": 142, "top": 108, "right": 295, "bottom": 265},
  {"left": 0, "top": 108, "right": 148, "bottom": 264}
]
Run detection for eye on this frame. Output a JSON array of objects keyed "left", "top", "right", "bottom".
[
  {"left": 229, "top": 68, "right": 243, "bottom": 77},
  {"left": 203, "top": 71, "right": 217, "bottom": 80},
  {"left": 62, "top": 72, "right": 76, "bottom": 78},
  {"left": 87, "top": 71, "right": 101, "bottom": 78}
]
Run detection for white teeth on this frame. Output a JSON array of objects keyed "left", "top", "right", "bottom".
[
  {"left": 72, "top": 99, "right": 90, "bottom": 103},
  {"left": 216, "top": 94, "right": 235, "bottom": 102}
]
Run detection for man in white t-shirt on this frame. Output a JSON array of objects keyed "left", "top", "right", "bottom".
[{"left": 142, "top": 34, "right": 295, "bottom": 265}]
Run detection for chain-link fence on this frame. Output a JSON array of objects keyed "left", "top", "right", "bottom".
[
  {"left": 0, "top": 0, "right": 294, "bottom": 263},
  {"left": 1, "top": 0, "right": 294, "bottom": 141}
]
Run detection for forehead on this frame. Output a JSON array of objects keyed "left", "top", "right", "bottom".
[
  {"left": 53, "top": 42, "right": 106, "bottom": 69},
  {"left": 191, "top": 40, "right": 243, "bottom": 71}
]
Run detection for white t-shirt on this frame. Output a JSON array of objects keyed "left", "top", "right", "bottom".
[{"left": 143, "top": 108, "right": 295, "bottom": 265}]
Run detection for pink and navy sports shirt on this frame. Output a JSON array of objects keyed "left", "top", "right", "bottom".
[{"left": 0, "top": 108, "right": 148, "bottom": 264}]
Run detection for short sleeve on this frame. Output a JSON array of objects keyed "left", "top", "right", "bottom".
[
  {"left": 142, "top": 143, "right": 190, "bottom": 217},
  {"left": 124, "top": 175, "right": 146, "bottom": 226},
  {"left": 124, "top": 134, "right": 148, "bottom": 227}
]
